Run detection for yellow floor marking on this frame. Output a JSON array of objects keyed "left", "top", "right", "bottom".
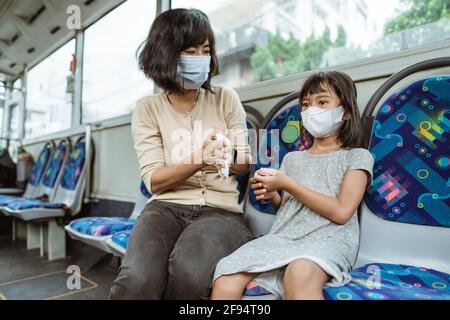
[
  {"left": 46, "top": 272, "right": 98, "bottom": 300},
  {"left": 79, "top": 272, "right": 98, "bottom": 288},
  {"left": 46, "top": 286, "right": 96, "bottom": 300},
  {"left": 0, "top": 270, "right": 66, "bottom": 287},
  {"left": 0, "top": 271, "right": 99, "bottom": 300}
]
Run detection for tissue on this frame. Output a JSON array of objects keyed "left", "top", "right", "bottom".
[{"left": 215, "top": 132, "right": 231, "bottom": 180}]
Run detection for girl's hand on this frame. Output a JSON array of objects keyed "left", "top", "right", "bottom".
[
  {"left": 251, "top": 178, "right": 278, "bottom": 201},
  {"left": 253, "top": 168, "right": 289, "bottom": 192}
]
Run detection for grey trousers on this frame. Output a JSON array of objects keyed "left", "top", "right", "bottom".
[{"left": 109, "top": 200, "right": 253, "bottom": 300}]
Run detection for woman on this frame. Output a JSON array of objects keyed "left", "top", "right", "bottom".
[{"left": 109, "top": 8, "right": 253, "bottom": 300}]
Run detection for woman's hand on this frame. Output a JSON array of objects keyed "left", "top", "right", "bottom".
[
  {"left": 253, "top": 168, "right": 289, "bottom": 193},
  {"left": 198, "top": 128, "right": 231, "bottom": 170},
  {"left": 214, "top": 132, "right": 232, "bottom": 172}
]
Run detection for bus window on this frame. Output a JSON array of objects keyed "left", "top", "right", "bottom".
[
  {"left": 172, "top": 0, "right": 450, "bottom": 88},
  {"left": 25, "top": 39, "right": 75, "bottom": 139},
  {"left": 81, "top": 0, "right": 156, "bottom": 124}
]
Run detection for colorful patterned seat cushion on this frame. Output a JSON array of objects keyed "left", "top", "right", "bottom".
[
  {"left": 60, "top": 140, "right": 86, "bottom": 191},
  {"left": 69, "top": 217, "right": 135, "bottom": 237},
  {"left": 0, "top": 193, "right": 53, "bottom": 207},
  {"left": 111, "top": 229, "right": 132, "bottom": 249},
  {"left": 0, "top": 195, "right": 20, "bottom": 206},
  {"left": 28, "top": 143, "right": 52, "bottom": 186},
  {"left": 243, "top": 263, "right": 450, "bottom": 300},
  {"left": 5, "top": 198, "right": 64, "bottom": 211},
  {"left": 366, "top": 76, "right": 450, "bottom": 227},
  {"left": 243, "top": 282, "right": 272, "bottom": 296},
  {"left": 324, "top": 263, "right": 450, "bottom": 300},
  {"left": 42, "top": 141, "right": 68, "bottom": 188},
  {"left": 248, "top": 103, "right": 312, "bottom": 214}
]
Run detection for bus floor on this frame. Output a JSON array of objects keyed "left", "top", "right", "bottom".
[{"left": 0, "top": 236, "right": 118, "bottom": 300}]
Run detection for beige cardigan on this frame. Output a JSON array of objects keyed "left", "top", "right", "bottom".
[{"left": 131, "top": 87, "right": 251, "bottom": 213}]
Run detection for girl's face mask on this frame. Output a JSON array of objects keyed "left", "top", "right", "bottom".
[
  {"left": 301, "top": 106, "right": 345, "bottom": 138},
  {"left": 177, "top": 55, "right": 211, "bottom": 90}
]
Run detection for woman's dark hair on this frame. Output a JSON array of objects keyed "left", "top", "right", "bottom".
[
  {"left": 299, "top": 70, "right": 362, "bottom": 149},
  {"left": 137, "top": 9, "right": 219, "bottom": 95}
]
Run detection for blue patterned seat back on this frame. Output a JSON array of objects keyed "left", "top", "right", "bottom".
[
  {"left": 139, "top": 179, "right": 151, "bottom": 198},
  {"left": 365, "top": 76, "right": 450, "bottom": 227},
  {"left": 248, "top": 102, "right": 312, "bottom": 214},
  {"left": 28, "top": 143, "right": 53, "bottom": 186},
  {"left": 60, "top": 138, "right": 86, "bottom": 191},
  {"left": 42, "top": 140, "right": 69, "bottom": 188},
  {"left": 236, "top": 120, "right": 258, "bottom": 204}
]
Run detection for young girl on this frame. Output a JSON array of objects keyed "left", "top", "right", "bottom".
[{"left": 211, "top": 71, "right": 374, "bottom": 300}]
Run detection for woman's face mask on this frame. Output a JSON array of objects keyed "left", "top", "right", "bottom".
[
  {"left": 301, "top": 106, "right": 345, "bottom": 138},
  {"left": 177, "top": 55, "right": 211, "bottom": 90}
]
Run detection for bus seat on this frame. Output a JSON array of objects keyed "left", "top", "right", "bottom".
[
  {"left": 244, "top": 93, "right": 312, "bottom": 237},
  {"left": 1, "top": 135, "right": 90, "bottom": 261},
  {"left": 0, "top": 139, "right": 70, "bottom": 209},
  {"left": 323, "top": 74, "right": 450, "bottom": 300},
  {"left": 0, "top": 141, "right": 54, "bottom": 206},
  {"left": 243, "top": 67, "right": 450, "bottom": 300},
  {"left": 1, "top": 139, "right": 70, "bottom": 251},
  {"left": 65, "top": 180, "right": 151, "bottom": 253},
  {"left": 3, "top": 136, "right": 88, "bottom": 220}
]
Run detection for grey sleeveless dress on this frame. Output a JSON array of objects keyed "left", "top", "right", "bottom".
[{"left": 213, "top": 148, "right": 374, "bottom": 299}]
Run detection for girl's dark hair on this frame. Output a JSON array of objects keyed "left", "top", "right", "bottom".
[
  {"left": 299, "top": 70, "right": 362, "bottom": 149},
  {"left": 137, "top": 9, "right": 219, "bottom": 95}
]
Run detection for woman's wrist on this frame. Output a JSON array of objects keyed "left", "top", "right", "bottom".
[{"left": 182, "top": 149, "right": 207, "bottom": 169}]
